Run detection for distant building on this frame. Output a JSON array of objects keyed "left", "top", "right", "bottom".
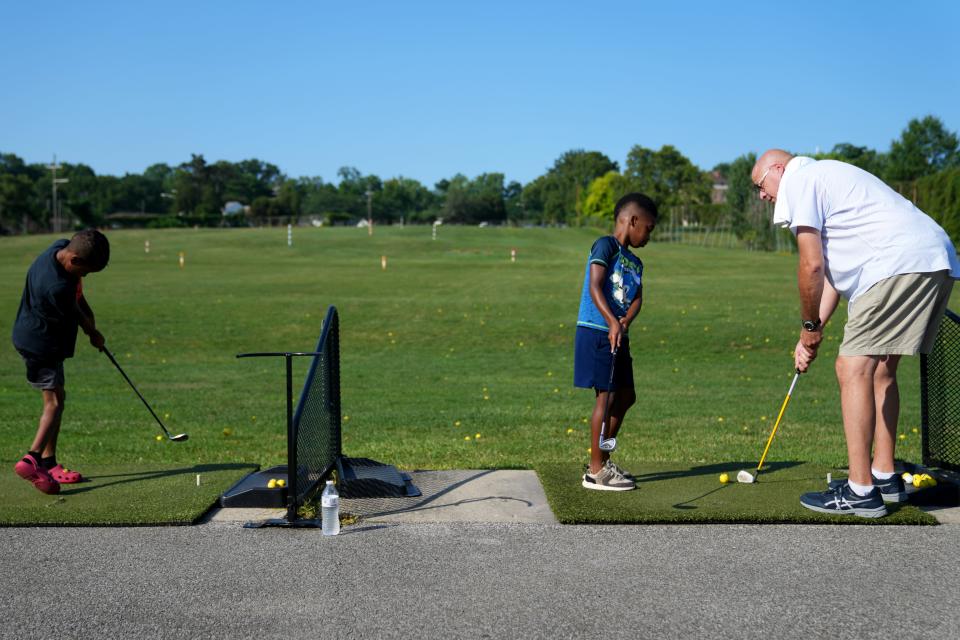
[
  {"left": 222, "top": 201, "right": 248, "bottom": 216},
  {"left": 710, "top": 171, "right": 728, "bottom": 205}
]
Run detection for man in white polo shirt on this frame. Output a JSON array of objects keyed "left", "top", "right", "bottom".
[{"left": 753, "top": 148, "right": 959, "bottom": 518}]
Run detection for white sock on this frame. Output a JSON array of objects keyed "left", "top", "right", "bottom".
[
  {"left": 872, "top": 467, "right": 894, "bottom": 480},
  {"left": 847, "top": 480, "right": 874, "bottom": 496}
]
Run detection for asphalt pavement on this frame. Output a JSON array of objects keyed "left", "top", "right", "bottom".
[{"left": 3, "top": 520, "right": 958, "bottom": 639}]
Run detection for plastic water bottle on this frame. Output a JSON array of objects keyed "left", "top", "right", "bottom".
[{"left": 321, "top": 480, "right": 340, "bottom": 536}]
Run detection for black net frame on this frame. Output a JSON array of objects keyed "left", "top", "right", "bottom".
[
  {"left": 288, "top": 306, "right": 341, "bottom": 517},
  {"left": 921, "top": 309, "right": 960, "bottom": 472}
]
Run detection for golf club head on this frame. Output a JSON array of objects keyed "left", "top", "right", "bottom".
[
  {"left": 169, "top": 433, "right": 189, "bottom": 442},
  {"left": 736, "top": 469, "right": 755, "bottom": 484},
  {"left": 598, "top": 437, "right": 617, "bottom": 452}
]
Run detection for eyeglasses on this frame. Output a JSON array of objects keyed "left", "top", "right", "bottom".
[
  {"left": 754, "top": 166, "right": 773, "bottom": 192},
  {"left": 755, "top": 164, "right": 783, "bottom": 192}
]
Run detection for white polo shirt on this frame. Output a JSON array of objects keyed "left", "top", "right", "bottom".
[{"left": 773, "top": 157, "right": 960, "bottom": 303}]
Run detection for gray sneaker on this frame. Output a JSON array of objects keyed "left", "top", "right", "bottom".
[
  {"left": 582, "top": 465, "right": 636, "bottom": 491},
  {"left": 605, "top": 460, "right": 635, "bottom": 480}
]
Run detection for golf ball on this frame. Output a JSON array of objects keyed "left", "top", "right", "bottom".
[
  {"left": 719, "top": 473, "right": 729, "bottom": 484},
  {"left": 267, "top": 479, "right": 277, "bottom": 489},
  {"left": 902, "top": 472, "right": 914, "bottom": 484},
  {"left": 276, "top": 479, "right": 286, "bottom": 488},
  {"left": 155, "top": 435, "right": 163, "bottom": 442},
  {"left": 222, "top": 428, "right": 233, "bottom": 437}
]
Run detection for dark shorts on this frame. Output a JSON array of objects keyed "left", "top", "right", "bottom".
[
  {"left": 573, "top": 326, "right": 634, "bottom": 391},
  {"left": 17, "top": 349, "right": 65, "bottom": 390}
]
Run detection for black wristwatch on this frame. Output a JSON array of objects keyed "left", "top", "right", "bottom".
[{"left": 802, "top": 318, "right": 822, "bottom": 332}]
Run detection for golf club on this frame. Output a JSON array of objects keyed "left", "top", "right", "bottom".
[
  {"left": 737, "top": 369, "right": 800, "bottom": 483},
  {"left": 598, "top": 347, "right": 618, "bottom": 452},
  {"left": 103, "top": 347, "right": 188, "bottom": 442}
]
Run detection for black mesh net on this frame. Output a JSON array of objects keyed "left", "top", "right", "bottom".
[
  {"left": 290, "top": 307, "right": 341, "bottom": 507},
  {"left": 922, "top": 309, "right": 960, "bottom": 471}
]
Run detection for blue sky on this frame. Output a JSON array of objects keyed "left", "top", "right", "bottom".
[{"left": 2, "top": 1, "right": 958, "bottom": 186}]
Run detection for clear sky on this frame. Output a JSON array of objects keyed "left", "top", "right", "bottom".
[{"left": 2, "top": 1, "right": 958, "bottom": 187}]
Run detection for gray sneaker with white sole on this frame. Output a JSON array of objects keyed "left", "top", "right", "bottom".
[{"left": 582, "top": 465, "right": 636, "bottom": 491}]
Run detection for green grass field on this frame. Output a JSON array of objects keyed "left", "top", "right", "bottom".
[{"left": 0, "top": 226, "right": 948, "bottom": 520}]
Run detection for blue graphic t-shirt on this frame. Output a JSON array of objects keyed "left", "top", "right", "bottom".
[{"left": 576, "top": 236, "right": 644, "bottom": 332}]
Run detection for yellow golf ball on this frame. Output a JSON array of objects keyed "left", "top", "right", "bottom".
[
  {"left": 222, "top": 428, "right": 233, "bottom": 437},
  {"left": 155, "top": 435, "right": 163, "bottom": 442},
  {"left": 267, "top": 479, "right": 277, "bottom": 489},
  {"left": 276, "top": 479, "right": 286, "bottom": 488},
  {"left": 719, "top": 473, "right": 730, "bottom": 484}
]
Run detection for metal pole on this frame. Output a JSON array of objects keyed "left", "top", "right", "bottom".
[
  {"left": 50, "top": 156, "right": 59, "bottom": 233},
  {"left": 366, "top": 189, "right": 373, "bottom": 236},
  {"left": 48, "top": 155, "right": 68, "bottom": 234},
  {"left": 285, "top": 354, "right": 296, "bottom": 522}
]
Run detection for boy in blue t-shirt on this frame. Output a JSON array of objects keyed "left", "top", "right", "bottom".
[{"left": 574, "top": 193, "right": 657, "bottom": 491}]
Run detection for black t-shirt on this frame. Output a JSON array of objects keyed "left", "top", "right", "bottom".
[{"left": 12, "top": 240, "right": 81, "bottom": 361}]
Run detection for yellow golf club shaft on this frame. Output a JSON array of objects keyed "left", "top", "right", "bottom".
[{"left": 755, "top": 371, "right": 801, "bottom": 475}]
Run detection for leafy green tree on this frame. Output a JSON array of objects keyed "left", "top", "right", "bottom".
[
  {"left": 723, "top": 152, "right": 783, "bottom": 250},
  {"left": 442, "top": 173, "right": 506, "bottom": 223},
  {"left": 0, "top": 153, "right": 44, "bottom": 231},
  {"left": 299, "top": 176, "right": 349, "bottom": 220},
  {"left": 818, "top": 143, "right": 886, "bottom": 177},
  {"left": 337, "top": 166, "right": 382, "bottom": 218},
  {"left": 623, "top": 144, "right": 711, "bottom": 213},
  {"left": 379, "top": 177, "right": 435, "bottom": 223},
  {"left": 227, "top": 159, "right": 283, "bottom": 203},
  {"left": 914, "top": 167, "right": 960, "bottom": 246},
  {"left": 580, "top": 171, "right": 630, "bottom": 227},
  {"left": 0, "top": 173, "right": 39, "bottom": 232},
  {"left": 522, "top": 150, "right": 618, "bottom": 224},
  {"left": 58, "top": 163, "right": 101, "bottom": 227},
  {"left": 885, "top": 115, "right": 960, "bottom": 182},
  {"left": 504, "top": 180, "right": 524, "bottom": 223}
]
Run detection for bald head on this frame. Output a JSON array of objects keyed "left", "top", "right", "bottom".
[
  {"left": 751, "top": 148, "right": 795, "bottom": 203},
  {"left": 752, "top": 149, "right": 794, "bottom": 182}
]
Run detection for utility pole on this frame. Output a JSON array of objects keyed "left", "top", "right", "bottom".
[
  {"left": 48, "top": 155, "right": 69, "bottom": 233},
  {"left": 365, "top": 189, "right": 373, "bottom": 236}
]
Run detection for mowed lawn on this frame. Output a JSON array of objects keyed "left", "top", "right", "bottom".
[{"left": 0, "top": 225, "right": 941, "bottom": 473}]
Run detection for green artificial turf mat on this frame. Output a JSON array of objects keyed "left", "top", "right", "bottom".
[
  {"left": 537, "top": 461, "right": 938, "bottom": 525},
  {"left": 0, "top": 463, "right": 257, "bottom": 526}
]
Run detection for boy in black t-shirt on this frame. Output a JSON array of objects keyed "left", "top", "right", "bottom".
[{"left": 12, "top": 229, "right": 110, "bottom": 494}]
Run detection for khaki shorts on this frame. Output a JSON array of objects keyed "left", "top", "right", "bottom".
[{"left": 839, "top": 270, "right": 955, "bottom": 357}]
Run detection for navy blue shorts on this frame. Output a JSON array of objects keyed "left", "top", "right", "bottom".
[{"left": 573, "top": 326, "right": 634, "bottom": 391}]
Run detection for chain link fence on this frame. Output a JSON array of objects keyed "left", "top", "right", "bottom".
[{"left": 921, "top": 309, "right": 960, "bottom": 472}]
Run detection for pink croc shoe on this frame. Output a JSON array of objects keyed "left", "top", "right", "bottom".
[
  {"left": 13, "top": 455, "right": 60, "bottom": 495},
  {"left": 48, "top": 464, "right": 83, "bottom": 484}
]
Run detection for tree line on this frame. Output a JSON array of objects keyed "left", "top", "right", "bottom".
[{"left": 1, "top": 115, "right": 958, "bottom": 246}]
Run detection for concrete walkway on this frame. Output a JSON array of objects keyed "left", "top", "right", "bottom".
[{"left": 208, "top": 469, "right": 556, "bottom": 525}]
